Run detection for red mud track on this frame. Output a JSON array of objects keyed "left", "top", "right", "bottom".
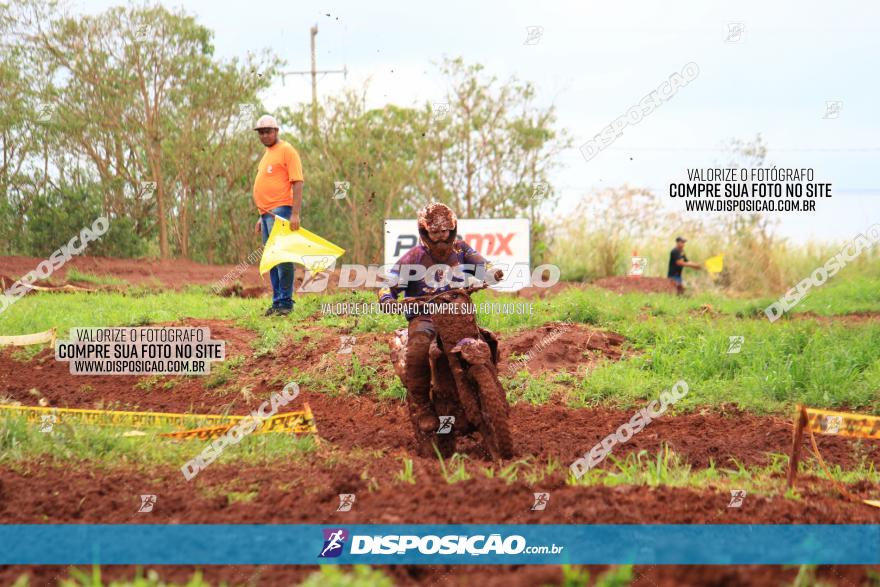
[
  {"left": 1, "top": 256, "right": 267, "bottom": 290},
  {"left": 500, "top": 322, "right": 625, "bottom": 374},
  {"left": 2, "top": 258, "right": 880, "bottom": 585},
  {"left": 2, "top": 320, "right": 878, "bottom": 526},
  {"left": 5, "top": 564, "right": 879, "bottom": 587},
  {"left": 593, "top": 276, "right": 678, "bottom": 295}
]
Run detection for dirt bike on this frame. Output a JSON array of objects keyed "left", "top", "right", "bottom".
[{"left": 389, "top": 284, "right": 514, "bottom": 460}]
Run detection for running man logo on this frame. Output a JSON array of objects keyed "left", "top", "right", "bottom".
[
  {"left": 333, "top": 181, "right": 349, "bottom": 200},
  {"left": 138, "top": 181, "right": 157, "bottom": 199},
  {"left": 523, "top": 25, "right": 544, "bottom": 45},
  {"left": 823, "top": 415, "right": 843, "bottom": 434},
  {"left": 36, "top": 102, "right": 55, "bottom": 123},
  {"left": 431, "top": 102, "right": 449, "bottom": 120},
  {"left": 823, "top": 100, "right": 842, "bottom": 120},
  {"left": 531, "top": 492, "right": 550, "bottom": 511},
  {"left": 728, "top": 489, "right": 746, "bottom": 508},
  {"left": 804, "top": 408, "right": 880, "bottom": 439},
  {"left": 725, "top": 22, "right": 745, "bottom": 43},
  {"left": 337, "top": 493, "right": 356, "bottom": 512},
  {"left": 531, "top": 182, "right": 549, "bottom": 201},
  {"left": 338, "top": 335, "right": 355, "bottom": 355},
  {"left": 437, "top": 416, "right": 455, "bottom": 434},
  {"left": 297, "top": 255, "right": 338, "bottom": 293},
  {"left": 727, "top": 336, "right": 744, "bottom": 354},
  {"left": 134, "top": 22, "right": 149, "bottom": 41},
  {"left": 318, "top": 528, "right": 349, "bottom": 558},
  {"left": 629, "top": 257, "right": 648, "bottom": 276},
  {"left": 297, "top": 270, "right": 329, "bottom": 293},
  {"left": 39, "top": 414, "right": 56, "bottom": 433},
  {"left": 138, "top": 494, "right": 157, "bottom": 513}
]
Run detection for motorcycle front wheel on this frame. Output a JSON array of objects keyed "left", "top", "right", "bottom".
[{"left": 467, "top": 363, "right": 514, "bottom": 460}]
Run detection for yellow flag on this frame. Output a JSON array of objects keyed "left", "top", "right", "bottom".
[
  {"left": 259, "top": 216, "right": 345, "bottom": 275},
  {"left": 704, "top": 254, "right": 724, "bottom": 274}
]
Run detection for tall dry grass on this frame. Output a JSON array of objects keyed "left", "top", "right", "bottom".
[{"left": 547, "top": 186, "right": 879, "bottom": 296}]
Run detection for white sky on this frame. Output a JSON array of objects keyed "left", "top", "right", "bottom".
[{"left": 77, "top": 0, "right": 880, "bottom": 244}]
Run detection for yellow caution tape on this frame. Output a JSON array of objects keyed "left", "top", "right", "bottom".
[
  {"left": 160, "top": 404, "right": 317, "bottom": 439},
  {"left": 804, "top": 414, "right": 880, "bottom": 509},
  {"left": 790, "top": 405, "right": 880, "bottom": 508},
  {"left": 0, "top": 403, "right": 317, "bottom": 438},
  {"left": 804, "top": 407, "right": 880, "bottom": 440},
  {"left": 0, "top": 328, "right": 56, "bottom": 347}
]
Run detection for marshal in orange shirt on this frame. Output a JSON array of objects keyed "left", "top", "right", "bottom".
[{"left": 252, "top": 140, "right": 304, "bottom": 213}]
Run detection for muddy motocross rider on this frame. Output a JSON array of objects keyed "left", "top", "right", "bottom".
[{"left": 378, "top": 203, "right": 503, "bottom": 447}]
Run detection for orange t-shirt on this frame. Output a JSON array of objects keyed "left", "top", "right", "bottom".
[{"left": 252, "top": 140, "right": 304, "bottom": 213}]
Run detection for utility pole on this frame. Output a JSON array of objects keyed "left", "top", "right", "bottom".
[
  {"left": 279, "top": 24, "right": 347, "bottom": 131},
  {"left": 310, "top": 25, "right": 318, "bottom": 128}
]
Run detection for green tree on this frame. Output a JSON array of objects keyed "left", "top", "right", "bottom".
[
  {"left": 282, "top": 89, "right": 435, "bottom": 263},
  {"left": 427, "top": 57, "right": 568, "bottom": 219},
  {"left": 19, "top": 1, "right": 278, "bottom": 259}
]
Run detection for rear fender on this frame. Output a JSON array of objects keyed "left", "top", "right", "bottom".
[
  {"left": 451, "top": 337, "right": 492, "bottom": 365},
  {"left": 478, "top": 327, "right": 500, "bottom": 365},
  {"left": 446, "top": 347, "right": 483, "bottom": 426}
]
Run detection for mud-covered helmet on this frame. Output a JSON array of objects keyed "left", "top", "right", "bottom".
[
  {"left": 417, "top": 202, "right": 457, "bottom": 260},
  {"left": 417, "top": 202, "right": 457, "bottom": 242}
]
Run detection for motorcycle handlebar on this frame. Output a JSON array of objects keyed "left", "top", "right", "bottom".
[{"left": 390, "top": 283, "right": 491, "bottom": 308}]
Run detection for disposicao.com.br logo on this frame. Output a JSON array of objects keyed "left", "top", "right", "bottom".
[
  {"left": 318, "top": 528, "right": 563, "bottom": 557},
  {"left": 318, "top": 528, "right": 349, "bottom": 558}
]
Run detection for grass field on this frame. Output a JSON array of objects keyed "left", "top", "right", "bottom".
[
  {"left": 2, "top": 273, "right": 880, "bottom": 586},
  {"left": 4, "top": 275, "right": 880, "bottom": 414}
]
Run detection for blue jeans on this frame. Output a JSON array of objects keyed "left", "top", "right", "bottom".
[{"left": 260, "top": 206, "right": 294, "bottom": 309}]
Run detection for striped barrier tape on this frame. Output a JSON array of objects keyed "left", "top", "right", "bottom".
[
  {"left": 0, "top": 403, "right": 317, "bottom": 438},
  {"left": 804, "top": 407, "right": 880, "bottom": 440},
  {"left": 788, "top": 405, "right": 880, "bottom": 508},
  {"left": 160, "top": 404, "right": 317, "bottom": 439}
]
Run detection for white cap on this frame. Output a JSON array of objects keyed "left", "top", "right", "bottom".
[{"left": 254, "top": 114, "right": 279, "bottom": 130}]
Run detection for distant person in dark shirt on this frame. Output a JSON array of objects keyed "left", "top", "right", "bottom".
[{"left": 668, "top": 236, "right": 701, "bottom": 295}]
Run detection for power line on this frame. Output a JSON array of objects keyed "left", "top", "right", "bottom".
[
  {"left": 601, "top": 147, "right": 880, "bottom": 152},
  {"left": 278, "top": 24, "right": 348, "bottom": 129}
]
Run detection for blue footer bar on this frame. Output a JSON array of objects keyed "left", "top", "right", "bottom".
[{"left": 1, "top": 525, "right": 878, "bottom": 565}]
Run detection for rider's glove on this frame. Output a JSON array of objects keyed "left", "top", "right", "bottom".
[{"left": 379, "top": 297, "right": 402, "bottom": 314}]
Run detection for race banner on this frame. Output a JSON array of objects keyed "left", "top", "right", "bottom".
[
  {"left": 0, "top": 403, "right": 317, "bottom": 437},
  {"left": 2, "top": 524, "right": 880, "bottom": 565},
  {"left": 804, "top": 407, "right": 880, "bottom": 440},
  {"left": 383, "top": 218, "right": 531, "bottom": 291}
]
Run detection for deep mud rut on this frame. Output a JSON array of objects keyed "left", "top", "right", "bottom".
[{"left": 2, "top": 319, "right": 878, "bottom": 522}]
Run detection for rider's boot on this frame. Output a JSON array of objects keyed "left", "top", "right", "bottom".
[{"left": 405, "top": 331, "right": 438, "bottom": 453}]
